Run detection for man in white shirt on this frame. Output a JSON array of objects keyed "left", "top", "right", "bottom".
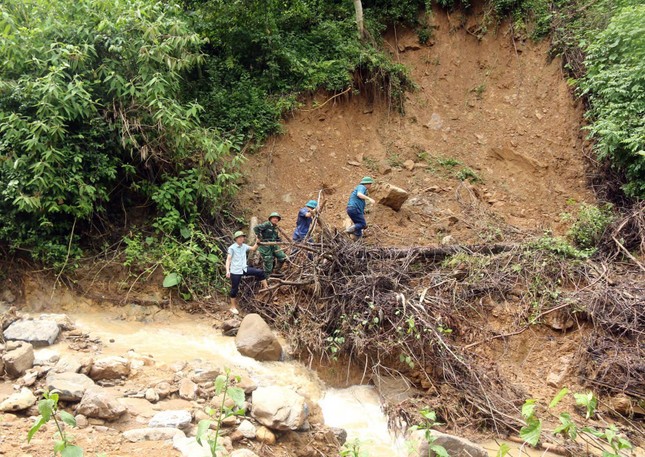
[{"left": 225, "top": 231, "right": 269, "bottom": 314}]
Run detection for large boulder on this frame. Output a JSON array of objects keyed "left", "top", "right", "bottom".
[
  {"left": 408, "top": 430, "right": 487, "bottom": 457},
  {"left": 77, "top": 387, "right": 126, "bottom": 421},
  {"left": 3, "top": 319, "right": 60, "bottom": 346},
  {"left": 89, "top": 356, "right": 131, "bottom": 380},
  {"left": 2, "top": 342, "right": 34, "bottom": 378},
  {"left": 149, "top": 410, "right": 192, "bottom": 430},
  {"left": 251, "top": 386, "right": 307, "bottom": 431},
  {"left": 38, "top": 314, "right": 75, "bottom": 331},
  {"left": 0, "top": 387, "right": 37, "bottom": 412},
  {"left": 123, "top": 427, "right": 186, "bottom": 443},
  {"left": 375, "top": 183, "right": 410, "bottom": 211},
  {"left": 235, "top": 314, "right": 282, "bottom": 362},
  {"left": 46, "top": 372, "right": 95, "bottom": 401}
]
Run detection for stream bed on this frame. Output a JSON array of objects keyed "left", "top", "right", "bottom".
[{"left": 11, "top": 300, "right": 563, "bottom": 457}]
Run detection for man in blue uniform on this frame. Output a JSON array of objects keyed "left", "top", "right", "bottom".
[
  {"left": 346, "top": 176, "right": 375, "bottom": 240},
  {"left": 292, "top": 200, "right": 318, "bottom": 242}
]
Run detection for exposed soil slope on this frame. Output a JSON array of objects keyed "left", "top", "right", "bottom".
[{"left": 239, "top": 11, "right": 594, "bottom": 246}]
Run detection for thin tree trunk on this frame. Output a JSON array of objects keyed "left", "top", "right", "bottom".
[{"left": 353, "top": 0, "right": 365, "bottom": 39}]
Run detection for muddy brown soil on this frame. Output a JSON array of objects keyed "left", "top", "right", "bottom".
[{"left": 239, "top": 11, "right": 594, "bottom": 246}]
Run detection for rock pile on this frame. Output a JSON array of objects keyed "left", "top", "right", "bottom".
[{"left": 0, "top": 310, "right": 339, "bottom": 457}]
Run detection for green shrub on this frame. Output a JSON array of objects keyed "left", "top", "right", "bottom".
[
  {"left": 0, "top": 0, "right": 239, "bottom": 270},
  {"left": 567, "top": 203, "right": 614, "bottom": 250},
  {"left": 579, "top": 5, "right": 645, "bottom": 198}
]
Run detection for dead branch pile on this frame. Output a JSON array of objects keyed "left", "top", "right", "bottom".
[{"left": 240, "top": 210, "right": 645, "bottom": 437}]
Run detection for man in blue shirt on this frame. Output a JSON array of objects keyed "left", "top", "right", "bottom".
[
  {"left": 346, "top": 176, "right": 376, "bottom": 240},
  {"left": 292, "top": 200, "right": 318, "bottom": 242},
  {"left": 225, "top": 231, "right": 269, "bottom": 314}
]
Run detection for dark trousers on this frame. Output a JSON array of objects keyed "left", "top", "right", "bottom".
[
  {"left": 230, "top": 268, "right": 266, "bottom": 298},
  {"left": 347, "top": 206, "right": 367, "bottom": 237}
]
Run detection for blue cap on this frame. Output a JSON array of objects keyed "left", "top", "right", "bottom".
[{"left": 306, "top": 200, "right": 318, "bottom": 209}]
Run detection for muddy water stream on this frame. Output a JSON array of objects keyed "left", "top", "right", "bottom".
[
  {"left": 24, "top": 302, "right": 562, "bottom": 457},
  {"left": 64, "top": 309, "right": 407, "bottom": 456}
]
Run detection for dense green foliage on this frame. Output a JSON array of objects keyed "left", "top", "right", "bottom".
[
  {"left": 184, "top": 0, "right": 416, "bottom": 142},
  {"left": 0, "top": 0, "right": 420, "bottom": 294},
  {"left": 579, "top": 4, "right": 645, "bottom": 198},
  {"left": 549, "top": 0, "right": 644, "bottom": 198},
  {"left": 0, "top": 0, "right": 240, "bottom": 276}
]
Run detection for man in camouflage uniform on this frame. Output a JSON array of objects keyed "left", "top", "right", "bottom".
[{"left": 254, "top": 212, "right": 287, "bottom": 276}]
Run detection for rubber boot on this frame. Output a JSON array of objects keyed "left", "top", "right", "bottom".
[
  {"left": 271, "top": 259, "right": 285, "bottom": 278},
  {"left": 345, "top": 225, "right": 356, "bottom": 233}
]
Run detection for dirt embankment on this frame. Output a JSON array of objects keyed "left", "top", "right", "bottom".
[{"left": 239, "top": 9, "right": 593, "bottom": 246}]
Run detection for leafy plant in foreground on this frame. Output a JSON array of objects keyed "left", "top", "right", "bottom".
[
  {"left": 409, "top": 408, "right": 451, "bottom": 457},
  {"left": 340, "top": 438, "right": 368, "bottom": 457},
  {"left": 28, "top": 390, "right": 82, "bottom": 457},
  {"left": 196, "top": 369, "right": 246, "bottom": 457},
  {"left": 518, "top": 388, "right": 632, "bottom": 457}
]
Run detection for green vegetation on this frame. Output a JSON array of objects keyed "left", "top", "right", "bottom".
[
  {"left": 565, "top": 203, "right": 614, "bottom": 251},
  {"left": 409, "top": 409, "right": 450, "bottom": 457},
  {"left": 0, "top": 0, "right": 419, "bottom": 290},
  {"left": 578, "top": 3, "right": 645, "bottom": 198},
  {"left": 28, "top": 391, "right": 83, "bottom": 456},
  {"left": 184, "top": 0, "right": 416, "bottom": 141},
  {"left": 456, "top": 167, "right": 482, "bottom": 183},
  {"left": 547, "top": 0, "right": 644, "bottom": 198},
  {"left": 340, "top": 439, "right": 367, "bottom": 457},
  {"left": 196, "top": 369, "right": 246, "bottom": 456},
  {"left": 518, "top": 389, "right": 632, "bottom": 456},
  {"left": 0, "top": 0, "right": 240, "bottom": 280}
]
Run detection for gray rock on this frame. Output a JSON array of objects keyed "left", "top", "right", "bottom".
[
  {"left": 231, "top": 450, "right": 260, "bottom": 457},
  {"left": 2, "top": 342, "right": 34, "bottom": 378},
  {"left": 34, "top": 348, "right": 61, "bottom": 366},
  {"left": 330, "top": 427, "right": 348, "bottom": 446},
  {"left": 191, "top": 365, "right": 222, "bottom": 384},
  {"left": 547, "top": 355, "right": 573, "bottom": 388},
  {"left": 149, "top": 410, "right": 192, "bottom": 430},
  {"left": 0, "top": 387, "right": 37, "bottom": 412},
  {"left": 89, "top": 356, "right": 131, "bottom": 380},
  {"left": 222, "top": 319, "right": 240, "bottom": 337},
  {"left": 237, "top": 419, "right": 256, "bottom": 439},
  {"left": 155, "top": 381, "right": 172, "bottom": 398},
  {"left": 178, "top": 378, "right": 198, "bottom": 400},
  {"left": 172, "top": 435, "right": 215, "bottom": 457},
  {"left": 251, "top": 386, "right": 307, "bottom": 431},
  {"left": 39, "top": 314, "right": 75, "bottom": 331},
  {"left": 21, "top": 369, "right": 39, "bottom": 387},
  {"left": 3, "top": 319, "right": 60, "bottom": 346},
  {"left": 123, "top": 427, "right": 185, "bottom": 443},
  {"left": 145, "top": 388, "right": 160, "bottom": 403},
  {"left": 235, "top": 314, "right": 282, "bottom": 362},
  {"left": 75, "top": 414, "right": 89, "bottom": 428},
  {"left": 46, "top": 372, "right": 95, "bottom": 401},
  {"left": 409, "top": 430, "right": 487, "bottom": 457},
  {"left": 376, "top": 184, "right": 409, "bottom": 211},
  {"left": 52, "top": 355, "right": 82, "bottom": 373},
  {"left": 77, "top": 387, "right": 127, "bottom": 421}
]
